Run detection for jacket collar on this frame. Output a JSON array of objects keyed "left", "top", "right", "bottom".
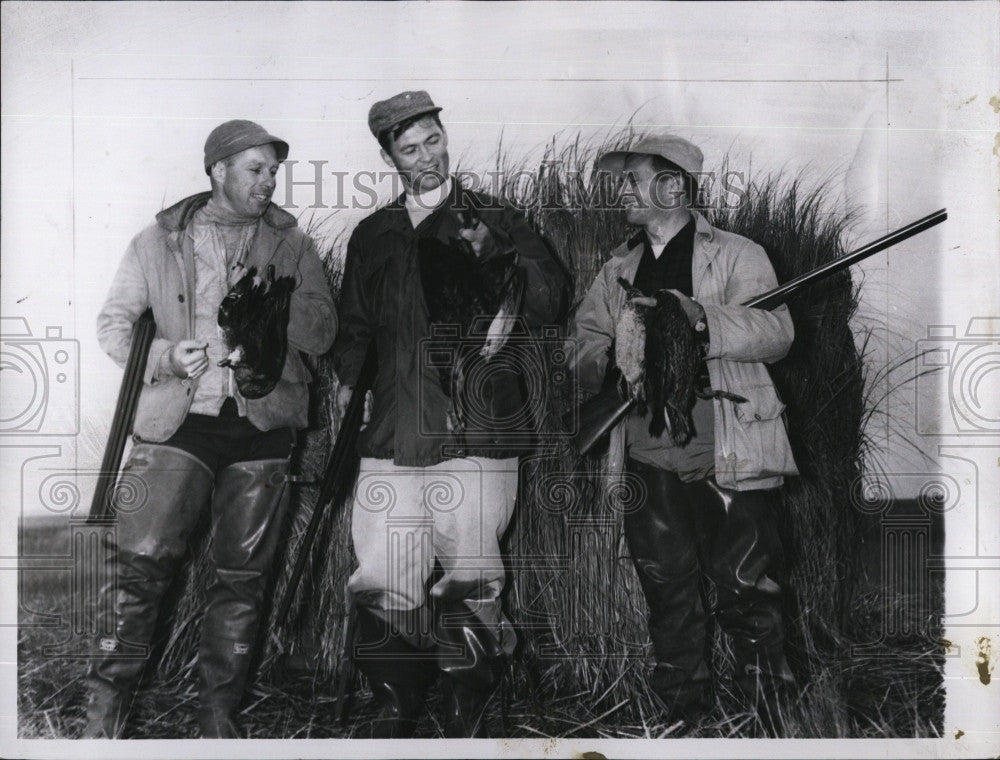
[
  {"left": 616, "top": 210, "right": 719, "bottom": 259},
  {"left": 369, "top": 177, "right": 475, "bottom": 238},
  {"left": 155, "top": 191, "right": 298, "bottom": 232},
  {"left": 370, "top": 193, "right": 412, "bottom": 237},
  {"left": 693, "top": 210, "right": 716, "bottom": 245},
  {"left": 613, "top": 210, "right": 721, "bottom": 289},
  {"left": 690, "top": 210, "right": 721, "bottom": 284}
]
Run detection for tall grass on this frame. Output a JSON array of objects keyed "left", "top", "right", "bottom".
[{"left": 18, "top": 128, "right": 942, "bottom": 739}]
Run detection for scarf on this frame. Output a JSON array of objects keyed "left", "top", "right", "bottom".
[{"left": 194, "top": 197, "right": 260, "bottom": 286}]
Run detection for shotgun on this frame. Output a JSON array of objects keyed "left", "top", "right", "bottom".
[
  {"left": 274, "top": 341, "right": 378, "bottom": 624},
  {"left": 89, "top": 308, "right": 156, "bottom": 521},
  {"left": 569, "top": 208, "right": 948, "bottom": 456}
]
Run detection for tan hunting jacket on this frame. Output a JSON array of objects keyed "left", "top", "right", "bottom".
[
  {"left": 97, "top": 192, "right": 336, "bottom": 441},
  {"left": 570, "top": 212, "right": 798, "bottom": 491}
]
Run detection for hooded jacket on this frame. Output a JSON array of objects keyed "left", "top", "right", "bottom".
[
  {"left": 97, "top": 192, "right": 337, "bottom": 441},
  {"left": 571, "top": 212, "right": 798, "bottom": 490}
]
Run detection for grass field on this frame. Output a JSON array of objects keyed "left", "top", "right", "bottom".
[{"left": 18, "top": 504, "right": 943, "bottom": 740}]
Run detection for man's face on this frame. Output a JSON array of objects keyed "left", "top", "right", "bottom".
[
  {"left": 620, "top": 154, "right": 682, "bottom": 226},
  {"left": 381, "top": 117, "right": 450, "bottom": 194},
  {"left": 212, "top": 143, "right": 279, "bottom": 218}
]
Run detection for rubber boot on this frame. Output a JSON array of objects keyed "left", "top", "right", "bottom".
[
  {"left": 624, "top": 460, "right": 714, "bottom": 723},
  {"left": 732, "top": 643, "right": 796, "bottom": 737},
  {"left": 352, "top": 605, "right": 437, "bottom": 738},
  {"left": 650, "top": 661, "right": 714, "bottom": 724},
  {"left": 369, "top": 681, "right": 428, "bottom": 739},
  {"left": 706, "top": 483, "right": 796, "bottom": 736},
  {"left": 435, "top": 599, "right": 507, "bottom": 738},
  {"left": 82, "top": 445, "right": 214, "bottom": 738},
  {"left": 197, "top": 458, "right": 289, "bottom": 738}
]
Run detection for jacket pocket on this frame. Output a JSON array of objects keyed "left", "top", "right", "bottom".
[
  {"left": 281, "top": 350, "right": 312, "bottom": 383},
  {"left": 133, "top": 380, "right": 192, "bottom": 442},
  {"left": 733, "top": 383, "right": 786, "bottom": 424},
  {"left": 725, "top": 383, "right": 797, "bottom": 481},
  {"left": 247, "top": 379, "right": 309, "bottom": 431}
]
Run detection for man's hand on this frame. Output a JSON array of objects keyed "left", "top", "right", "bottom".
[
  {"left": 458, "top": 218, "right": 493, "bottom": 258},
  {"left": 167, "top": 340, "right": 209, "bottom": 379},
  {"left": 666, "top": 289, "right": 706, "bottom": 327},
  {"left": 335, "top": 385, "right": 372, "bottom": 429}
]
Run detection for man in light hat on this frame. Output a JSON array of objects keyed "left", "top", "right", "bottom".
[
  {"left": 86, "top": 120, "right": 336, "bottom": 738},
  {"left": 332, "top": 90, "right": 569, "bottom": 737},
  {"left": 570, "top": 134, "right": 798, "bottom": 731}
]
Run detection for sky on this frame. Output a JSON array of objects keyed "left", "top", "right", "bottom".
[{"left": 1, "top": 1, "right": 998, "bottom": 749}]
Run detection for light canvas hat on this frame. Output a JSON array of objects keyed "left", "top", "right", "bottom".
[{"left": 598, "top": 134, "right": 704, "bottom": 176}]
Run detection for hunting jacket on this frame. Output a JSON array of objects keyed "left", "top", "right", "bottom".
[
  {"left": 97, "top": 192, "right": 337, "bottom": 441},
  {"left": 571, "top": 211, "right": 799, "bottom": 491},
  {"left": 332, "top": 180, "right": 570, "bottom": 466}
]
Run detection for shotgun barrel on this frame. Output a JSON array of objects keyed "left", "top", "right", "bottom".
[
  {"left": 570, "top": 209, "right": 948, "bottom": 456},
  {"left": 89, "top": 308, "right": 156, "bottom": 521},
  {"left": 274, "top": 341, "right": 378, "bottom": 624},
  {"left": 745, "top": 208, "right": 947, "bottom": 310}
]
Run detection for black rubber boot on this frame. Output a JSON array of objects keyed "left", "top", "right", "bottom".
[
  {"left": 82, "top": 551, "right": 177, "bottom": 739},
  {"left": 197, "top": 458, "right": 290, "bottom": 738},
  {"left": 705, "top": 482, "right": 796, "bottom": 735},
  {"left": 732, "top": 644, "right": 796, "bottom": 737},
  {"left": 435, "top": 599, "right": 507, "bottom": 738},
  {"left": 624, "top": 460, "right": 714, "bottom": 722},
  {"left": 440, "top": 678, "right": 492, "bottom": 738},
  {"left": 369, "top": 681, "right": 428, "bottom": 739},
  {"left": 352, "top": 605, "right": 437, "bottom": 739},
  {"left": 650, "top": 661, "right": 714, "bottom": 724},
  {"left": 82, "top": 445, "right": 214, "bottom": 738}
]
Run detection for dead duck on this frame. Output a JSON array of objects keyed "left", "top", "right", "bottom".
[
  {"left": 615, "top": 277, "right": 745, "bottom": 445},
  {"left": 217, "top": 264, "right": 296, "bottom": 399},
  {"left": 418, "top": 210, "right": 524, "bottom": 432}
]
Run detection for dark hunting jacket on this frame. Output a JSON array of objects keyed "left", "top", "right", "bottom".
[{"left": 332, "top": 180, "right": 570, "bottom": 466}]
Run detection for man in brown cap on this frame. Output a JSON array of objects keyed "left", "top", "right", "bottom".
[
  {"left": 86, "top": 120, "right": 336, "bottom": 738},
  {"left": 333, "top": 91, "right": 569, "bottom": 737},
  {"left": 571, "top": 134, "right": 798, "bottom": 733}
]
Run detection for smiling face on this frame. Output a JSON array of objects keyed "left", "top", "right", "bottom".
[
  {"left": 621, "top": 153, "right": 685, "bottom": 226},
  {"left": 381, "top": 116, "right": 450, "bottom": 194},
  {"left": 210, "top": 143, "right": 280, "bottom": 218}
]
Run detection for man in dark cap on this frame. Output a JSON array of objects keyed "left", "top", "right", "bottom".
[
  {"left": 86, "top": 120, "right": 336, "bottom": 738},
  {"left": 332, "top": 91, "right": 569, "bottom": 737},
  {"left": 571, "top": 134, "right": 798, "bottom": 733}
]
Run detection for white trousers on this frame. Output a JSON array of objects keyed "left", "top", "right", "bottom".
[{"left": 348, "top": 456, "right": 519, "bottom": 612}]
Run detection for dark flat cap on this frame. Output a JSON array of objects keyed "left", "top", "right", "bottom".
[
  {"left": 203, "top": 120, "right": 289, "bottom": 173},
  {"left": 368, "top": 90, "right": 442, "bottom": 139}
]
